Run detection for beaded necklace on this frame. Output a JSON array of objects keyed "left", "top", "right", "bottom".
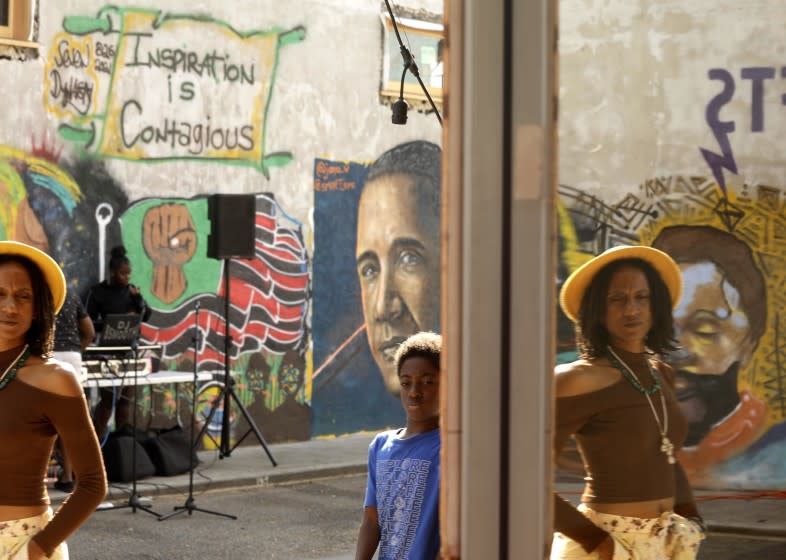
[
  {"left": 607, "top": 346, "right": 675, "bottom": 464},
  {"left": 606, "top": 346, "right": 661, "bottom": 395},
  {"left": 0, "top": 345, "right": 30, "bottom": 390}
]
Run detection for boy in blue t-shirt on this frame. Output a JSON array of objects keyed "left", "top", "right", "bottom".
[{"left": 355, "top": 331, "right": 441, "bottom": 560}]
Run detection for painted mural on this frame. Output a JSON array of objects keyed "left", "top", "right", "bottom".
[
  {"left": 312, "top": 141, "right": 441, "bottom": 436},
  {"left": 44, "top": 6, "right": 304, "bottom": 176},
  {"left": 557, "top": 178, "right": 786, "bottom": 489},
  {"left": 128, "top": 193, "right": 311, "bottom": 444},
  {"left": 0, "top": 142, "right": 311, "bottom": 445},
  {"left": 0, "top": 141, "right": 128, "bottom": 291},
  {"left": 556, "top": 0, "right": 786, "bottom": 492}
]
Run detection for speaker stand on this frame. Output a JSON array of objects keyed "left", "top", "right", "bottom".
[{"left": 195, "top": 259, "right": 277, "bottom": 465}]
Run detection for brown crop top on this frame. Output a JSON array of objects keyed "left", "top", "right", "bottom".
[
  {"left": 0, "top": 374, "right": 107, "bottom": 556},
  {"left": 553, "top": 353, "right": 700, "bottom": 552}
]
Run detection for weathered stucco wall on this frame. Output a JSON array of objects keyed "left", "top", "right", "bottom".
[
  {"left": 559, "top": 0, "right": 786, "bottom": 489},
  {"left": 0, "top": 0, "right": 442, "bottom": 445}
]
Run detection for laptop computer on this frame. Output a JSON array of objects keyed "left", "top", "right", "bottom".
[{"left": 98, "top": 313, "right": 142, "bottom": 347}]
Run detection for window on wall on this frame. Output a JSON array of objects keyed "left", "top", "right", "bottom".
[
  {"left": 380, "top": 12, "right": 444, "bottom": 112},
  {"left": 0, "top": 0, "right": 34, "bottom": 45}
]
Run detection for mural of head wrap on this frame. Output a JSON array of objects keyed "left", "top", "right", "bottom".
[
  {"left": 0, "top": 146, "right": 127, "bottom": 292},
  {"left": 652, "top": 225, "right": 767, "bottom": 446}
]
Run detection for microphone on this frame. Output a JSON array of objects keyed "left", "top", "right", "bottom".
[
  {"left": 391, "top": 33, "right": 413, "bottom": 125},
  {"left": 384, "top": 0, "right": 442, "bottom": 126},
  {"left": 392, "top": 71, "right": 409, "bottom": 125},
  {"left": 391, "top": 98, "right": 408, "bottom": 125}
]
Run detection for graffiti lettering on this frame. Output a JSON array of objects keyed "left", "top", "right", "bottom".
[
  {"left": 95, "top": 40, "right": 115, "bottom": 74},
  {"left": 313, "top": 158, "right": 366, "bottom": 194},
  {"left": 315, "top": 178, "right": 356, "bottom": 192},
  {"left": 126, "top": 34, "right": 255, "bottom": 85},
  {"left": 48, "top": 69, "right": 94, "bottom": 115},
  {"left": 95, "top": 59, "right": 111, "bottom": 74},
  {"left": 120, "top": 99, "right": 255, "bottom": 154},
  {"left": 95, "top": 41, "right": 115, "bottom": 59},
  {"left": 53, "top": 39, "right": 90, "bottom": 69},
  {"left": 315, "top": 160, "right": 350, "bottom": 180},
  {"left": 701, "top": 68, "right": 738, "bottom": 193},
  {"left": 703, "top": 65, "right": 786, "bottom": 134},
  {"left": 47, "top": 8, "right": 304, "bottom": 171},
  {"left": 740, "top": 67, "right": 776, "bottom": 132},
  {"left": 179, "top": 81, "right": 195, "bottom": 101}
]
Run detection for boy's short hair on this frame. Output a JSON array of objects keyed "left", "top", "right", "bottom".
[{"left": 394, "top": 331, "right": 442, "bottom": 375}]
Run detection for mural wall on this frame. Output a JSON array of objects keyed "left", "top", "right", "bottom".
[
  {"left": 44, "top": 7, "right": 303, "bottom": 176},
  {"left": 558, "top": 0, "right": 786, "bottom": 488},
  {"left": 0, "top": 0, "right": 442, "bottom": 448},
  {"left": 312, "top": 141, "right": 442, "bottom": 436},
  {"left": 15, "top": 0, "right": 786, "bottom": 492}
]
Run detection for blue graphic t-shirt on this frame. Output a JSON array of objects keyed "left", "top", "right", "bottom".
[{"left": 364, "top": 428, "right": 440, "bottom": 560}]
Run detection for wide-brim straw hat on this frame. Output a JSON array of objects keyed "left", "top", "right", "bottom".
[
  {"left": 0, "top": 241, "right": 66, "bottom": 313},
  {"left": 559, "top": 245, "right": 682, "bottom": 324}
]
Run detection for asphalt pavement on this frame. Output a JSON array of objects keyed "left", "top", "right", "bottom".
[
  {"left": 51, "top": 431, "right": 786, "bottom": 540},
  {"left": 68, "top": 475, "right": 367, "bottom": 559}
]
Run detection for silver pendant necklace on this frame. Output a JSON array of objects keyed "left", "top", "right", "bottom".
[{"left": 607, "top": 346, "right": 676, "bottom": 464}]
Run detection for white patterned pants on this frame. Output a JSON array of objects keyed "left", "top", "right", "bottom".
[
  {"left": 0, "top": 509, "right": 68, "bottom": 560},
  {"left": 551, "top": 505, "right": 704, "bottom": 559}
]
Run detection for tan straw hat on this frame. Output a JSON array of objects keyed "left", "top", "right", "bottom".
[
  {"left": 0, "top": 241, "right": 66, "bottom": 313},
  {"left": 559, "top": 245, "right": 682, "bottom": 324}
]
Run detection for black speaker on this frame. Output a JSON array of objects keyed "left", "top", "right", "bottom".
[{"left": 207, "top": 194, "right": 256, "bottom": 259}]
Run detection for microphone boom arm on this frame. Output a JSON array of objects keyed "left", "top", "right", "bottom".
[{"left": 384, "top": 0, "right": 443, "bottom": 126}]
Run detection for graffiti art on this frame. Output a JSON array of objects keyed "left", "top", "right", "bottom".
[{"left": 311, "top": 141, "right": 442, "bottom": 436}]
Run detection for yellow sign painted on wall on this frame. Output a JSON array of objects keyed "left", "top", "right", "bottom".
[{"left": 43, "top": 7, "right": 304, "bottom": 176}]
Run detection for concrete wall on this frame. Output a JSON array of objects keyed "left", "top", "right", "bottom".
[
  {"left": 0, "top": 0, "right": 442, "bottom": 444},
  {"left": 558, "top": 0, "right": 786, "bottom": 488}
]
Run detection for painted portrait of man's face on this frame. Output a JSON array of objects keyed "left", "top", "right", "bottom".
[{"left": 356, "top": 172, "right": 440, "bottom": 396}]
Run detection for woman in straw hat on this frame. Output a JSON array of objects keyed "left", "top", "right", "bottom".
[
  {"left": 552, "top": 246, "right": 705, "bottom": 560},
  {"left": 0, "top": 241, "right": 107, "bottom": 559}
]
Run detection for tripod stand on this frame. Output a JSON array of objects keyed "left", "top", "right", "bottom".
[
  {"left": 195, "top": 259, "right": 277, "bottom": 466},
  {"left": 100, "top": 342, "right": 160, "bottom": 517},
  {"left": 160, "top": 301, "right": 236, "bottom": 521}
]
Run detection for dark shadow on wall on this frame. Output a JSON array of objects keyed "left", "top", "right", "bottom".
[{"left": 52, "top": 157, "right": 128, "bottom": 294}]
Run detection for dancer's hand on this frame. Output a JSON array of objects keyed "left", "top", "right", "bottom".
[
  {"left": 593, "top": 535, "right": 615, "bottom": 560},
  {"left": 27, "top": 539, "right": 45, "bottom": 560}
]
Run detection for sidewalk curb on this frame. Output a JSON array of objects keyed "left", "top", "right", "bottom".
[
  {"left": 707, "top": 523, "right": 786, "bottom": 539},
  {"left": 256, "top": 464, "right": 368, "bottom": 486},
  {"left": 95, "top": 463, "right": 368, "bottom": 503}
]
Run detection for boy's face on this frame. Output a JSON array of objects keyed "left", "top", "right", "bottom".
[{"left": 398, "top": 355, "right": 440, "bottom": 431}]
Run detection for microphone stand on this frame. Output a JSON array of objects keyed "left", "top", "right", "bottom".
[
  {"left": 104, "top": 338, "right": 160, "bottom": 517},
  {"left": 159, "top": 300, "right": 237, "bottom": 521}
]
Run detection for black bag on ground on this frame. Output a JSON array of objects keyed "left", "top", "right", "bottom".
[
  {"left": 102, "top": 424, "right": 156, "bottom": 482},
  {"left": 140, "top": 425, "right": 198, "bottom": 476}
]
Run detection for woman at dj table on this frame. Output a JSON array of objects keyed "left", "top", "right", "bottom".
[{"left": 83, "top": 246, "right": 152, "bottom": 438}]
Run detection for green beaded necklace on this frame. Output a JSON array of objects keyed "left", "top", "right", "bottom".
[
  {"left": 606, "top": 346, "right": 661, "bottom": 395},
  {"left": 0, "top": 345, "right": 30, "bottom": 390}
]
